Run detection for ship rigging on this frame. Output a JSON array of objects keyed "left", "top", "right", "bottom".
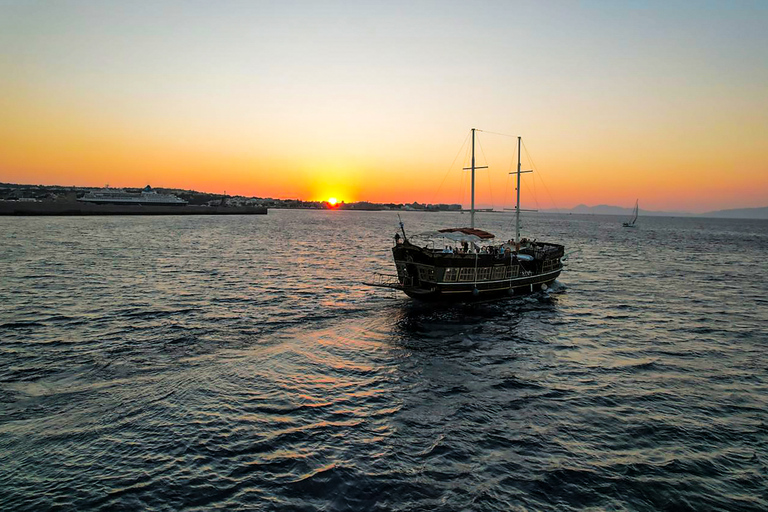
[{"left": 366, "top": 128, "right": 566, "bottom": 301}]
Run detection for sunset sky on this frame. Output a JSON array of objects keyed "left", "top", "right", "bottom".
[{"left": 1, "top": 1, "right": 766, "bottom": 212}]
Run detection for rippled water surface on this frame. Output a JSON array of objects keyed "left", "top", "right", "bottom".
[{"left": 1, "top": 211, "right": 766, "bottom": 511}]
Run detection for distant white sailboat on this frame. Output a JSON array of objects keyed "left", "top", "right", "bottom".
[{"left": 623, "top": 200, "right": 639, "bottom": 227}]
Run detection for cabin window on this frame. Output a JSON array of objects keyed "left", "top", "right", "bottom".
[
  {"left": 506, "top": 265, "right": 519, "bottom": 278},
  {"left": 477, "top": 267, "right": 491, "bottom": 281},
  {"left": 443, "top": 268, "right": 459, "bottom": 282},
  {"left": 492, "top": 266, "right": 505, "bottom": 280},
  {"left": 459, "top": 268, "right": 475, "bottom": 282},
  {"left": 418, "top": 266, "right": 436, "bottom": 282},
  {"left": 542, "top": 259, "right": 559, "bottom": 273}
]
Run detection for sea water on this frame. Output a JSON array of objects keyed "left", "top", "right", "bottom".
[{"left": 1, "top": 211, "right": 766, "bottom": 511}]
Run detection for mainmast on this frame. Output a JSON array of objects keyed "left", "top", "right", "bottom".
[
  {"left": 511, "top": 136, "right": 533, "bottom": 245},
  {"left": 464, "top": 128, "right": 487, "bottom": 229},
  {"left": 515, "top": 137, "right": 522, "bottom": 244},
  {"left": 516, "top": 136, "right": 521, "bottom": 243},
  {"left": 471, "top": 129, "right": 476, "bottom": 228}
]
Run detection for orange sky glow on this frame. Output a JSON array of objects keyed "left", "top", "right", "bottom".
[{"left": 1, "top": 2, "right": 766, "bottom": 213}]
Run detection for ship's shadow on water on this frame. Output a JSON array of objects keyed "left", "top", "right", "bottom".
[
  {"left": 388, "top": 286, "right": 566, "bottom": 352},
  {"left": 344, "top": 286, "right": 599, "bottom": 512}
]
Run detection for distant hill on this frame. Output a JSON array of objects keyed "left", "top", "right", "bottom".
[
  {"left": 544, "top": 204, "right": 693, "bottom": 217},
  {"left": 543, "top": 204, "right": 768, "bottom": 220},
  {"left": 699, "top": 206, "right": 768, "bottom": 219}
]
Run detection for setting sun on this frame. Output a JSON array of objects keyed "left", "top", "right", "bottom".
[{"left": 327, "top": 197, "right": 338, "bottom": 206}]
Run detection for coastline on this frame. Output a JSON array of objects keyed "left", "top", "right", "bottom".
[{"left": 0, "top": 201, "right": 267, "bottom": 216}]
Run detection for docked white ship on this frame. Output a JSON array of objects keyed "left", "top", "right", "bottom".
[{"left": 78, "top": 185, "right": 187, "bottom": 206}]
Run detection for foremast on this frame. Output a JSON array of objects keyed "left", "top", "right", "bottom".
[{"left": 464, "top": 128, "right": 487, "bottom": 229}]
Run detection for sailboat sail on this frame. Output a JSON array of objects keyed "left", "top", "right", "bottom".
[{"left": 623, "top": 200, "right": 639, "bottom": 227}]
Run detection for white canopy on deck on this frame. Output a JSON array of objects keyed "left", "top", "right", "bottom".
[{"left": 414, "top": 231, "right": 483, "bottom": 243}]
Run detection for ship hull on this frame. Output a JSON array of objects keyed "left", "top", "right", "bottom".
[
  {"left": 391, "top": 241, "right": 565, "bottom": 302},
  {"left": 400, "top": 270, "right": 561, "bottom": 301}
]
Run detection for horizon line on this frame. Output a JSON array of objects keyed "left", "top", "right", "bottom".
[{"left": 1, "top": 180, "right": 767, "bottom": 217}]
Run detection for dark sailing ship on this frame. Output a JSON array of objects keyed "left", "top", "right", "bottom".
[{"left": 368, "top": 129, "right": 565, "bottom": 301}]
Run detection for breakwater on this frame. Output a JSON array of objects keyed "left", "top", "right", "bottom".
[{"left": 0, "top": 201, "right": 267, "bottom": 216}]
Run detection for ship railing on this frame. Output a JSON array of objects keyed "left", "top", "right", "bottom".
[
  {"left": 534, "top": 245, "right": 565, "bottom": 260},
  {"left": 363, "top": 272, "right": 407, "bottom": 290}
]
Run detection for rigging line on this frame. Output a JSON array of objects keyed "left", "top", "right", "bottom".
[
  {"left": 462, "top": 135, "right": 473, "bottom": 208},
  {"left": 530, "top": 158, "right": 539, "bottom": 209},
  {"left": 476, "top": 129, "right": 517, "bottom": 138},
  {"left": 477, "top": 135, "right": 494, "bottom": 210},
  {"left": 507, "top": 136, "right": 518, "bottom": 174},
  {"left": 486, "top": 162, "right": 494, "bottom": 210},
  {"left": 460, "top": 132, "right": 472, "bottom": 211},
  {"left": 522, "top": 139, "right": 555, "bottom": 209},
  {"left": 503, "top": 170, "right": 511, "bottom": 211},
  {"left": 522, "top": 139, "right": 560, "bottom": 211},
  {"left": 431, "top": 130, "right": 471, "bottom": 207},
  {"left": 504, "top": 138, "right": 518, "bottom": 211},
  {"left": 523, "top": 179, "right": 540, "bottom": 211}
]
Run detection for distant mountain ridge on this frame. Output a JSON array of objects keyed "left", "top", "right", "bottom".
[
  {"left": 543, "top": 204, "right": 768, "bottom": 220},
  {"left": 699, "top": 206, "right": 768, "bottom": 219}
]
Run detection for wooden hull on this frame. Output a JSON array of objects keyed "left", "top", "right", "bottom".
[
  {"left": 401, "top": 270, "right": 561, "bottom": 301},
  {"left": 391, "top": 241, "right": 565, "bottom": 302}
]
